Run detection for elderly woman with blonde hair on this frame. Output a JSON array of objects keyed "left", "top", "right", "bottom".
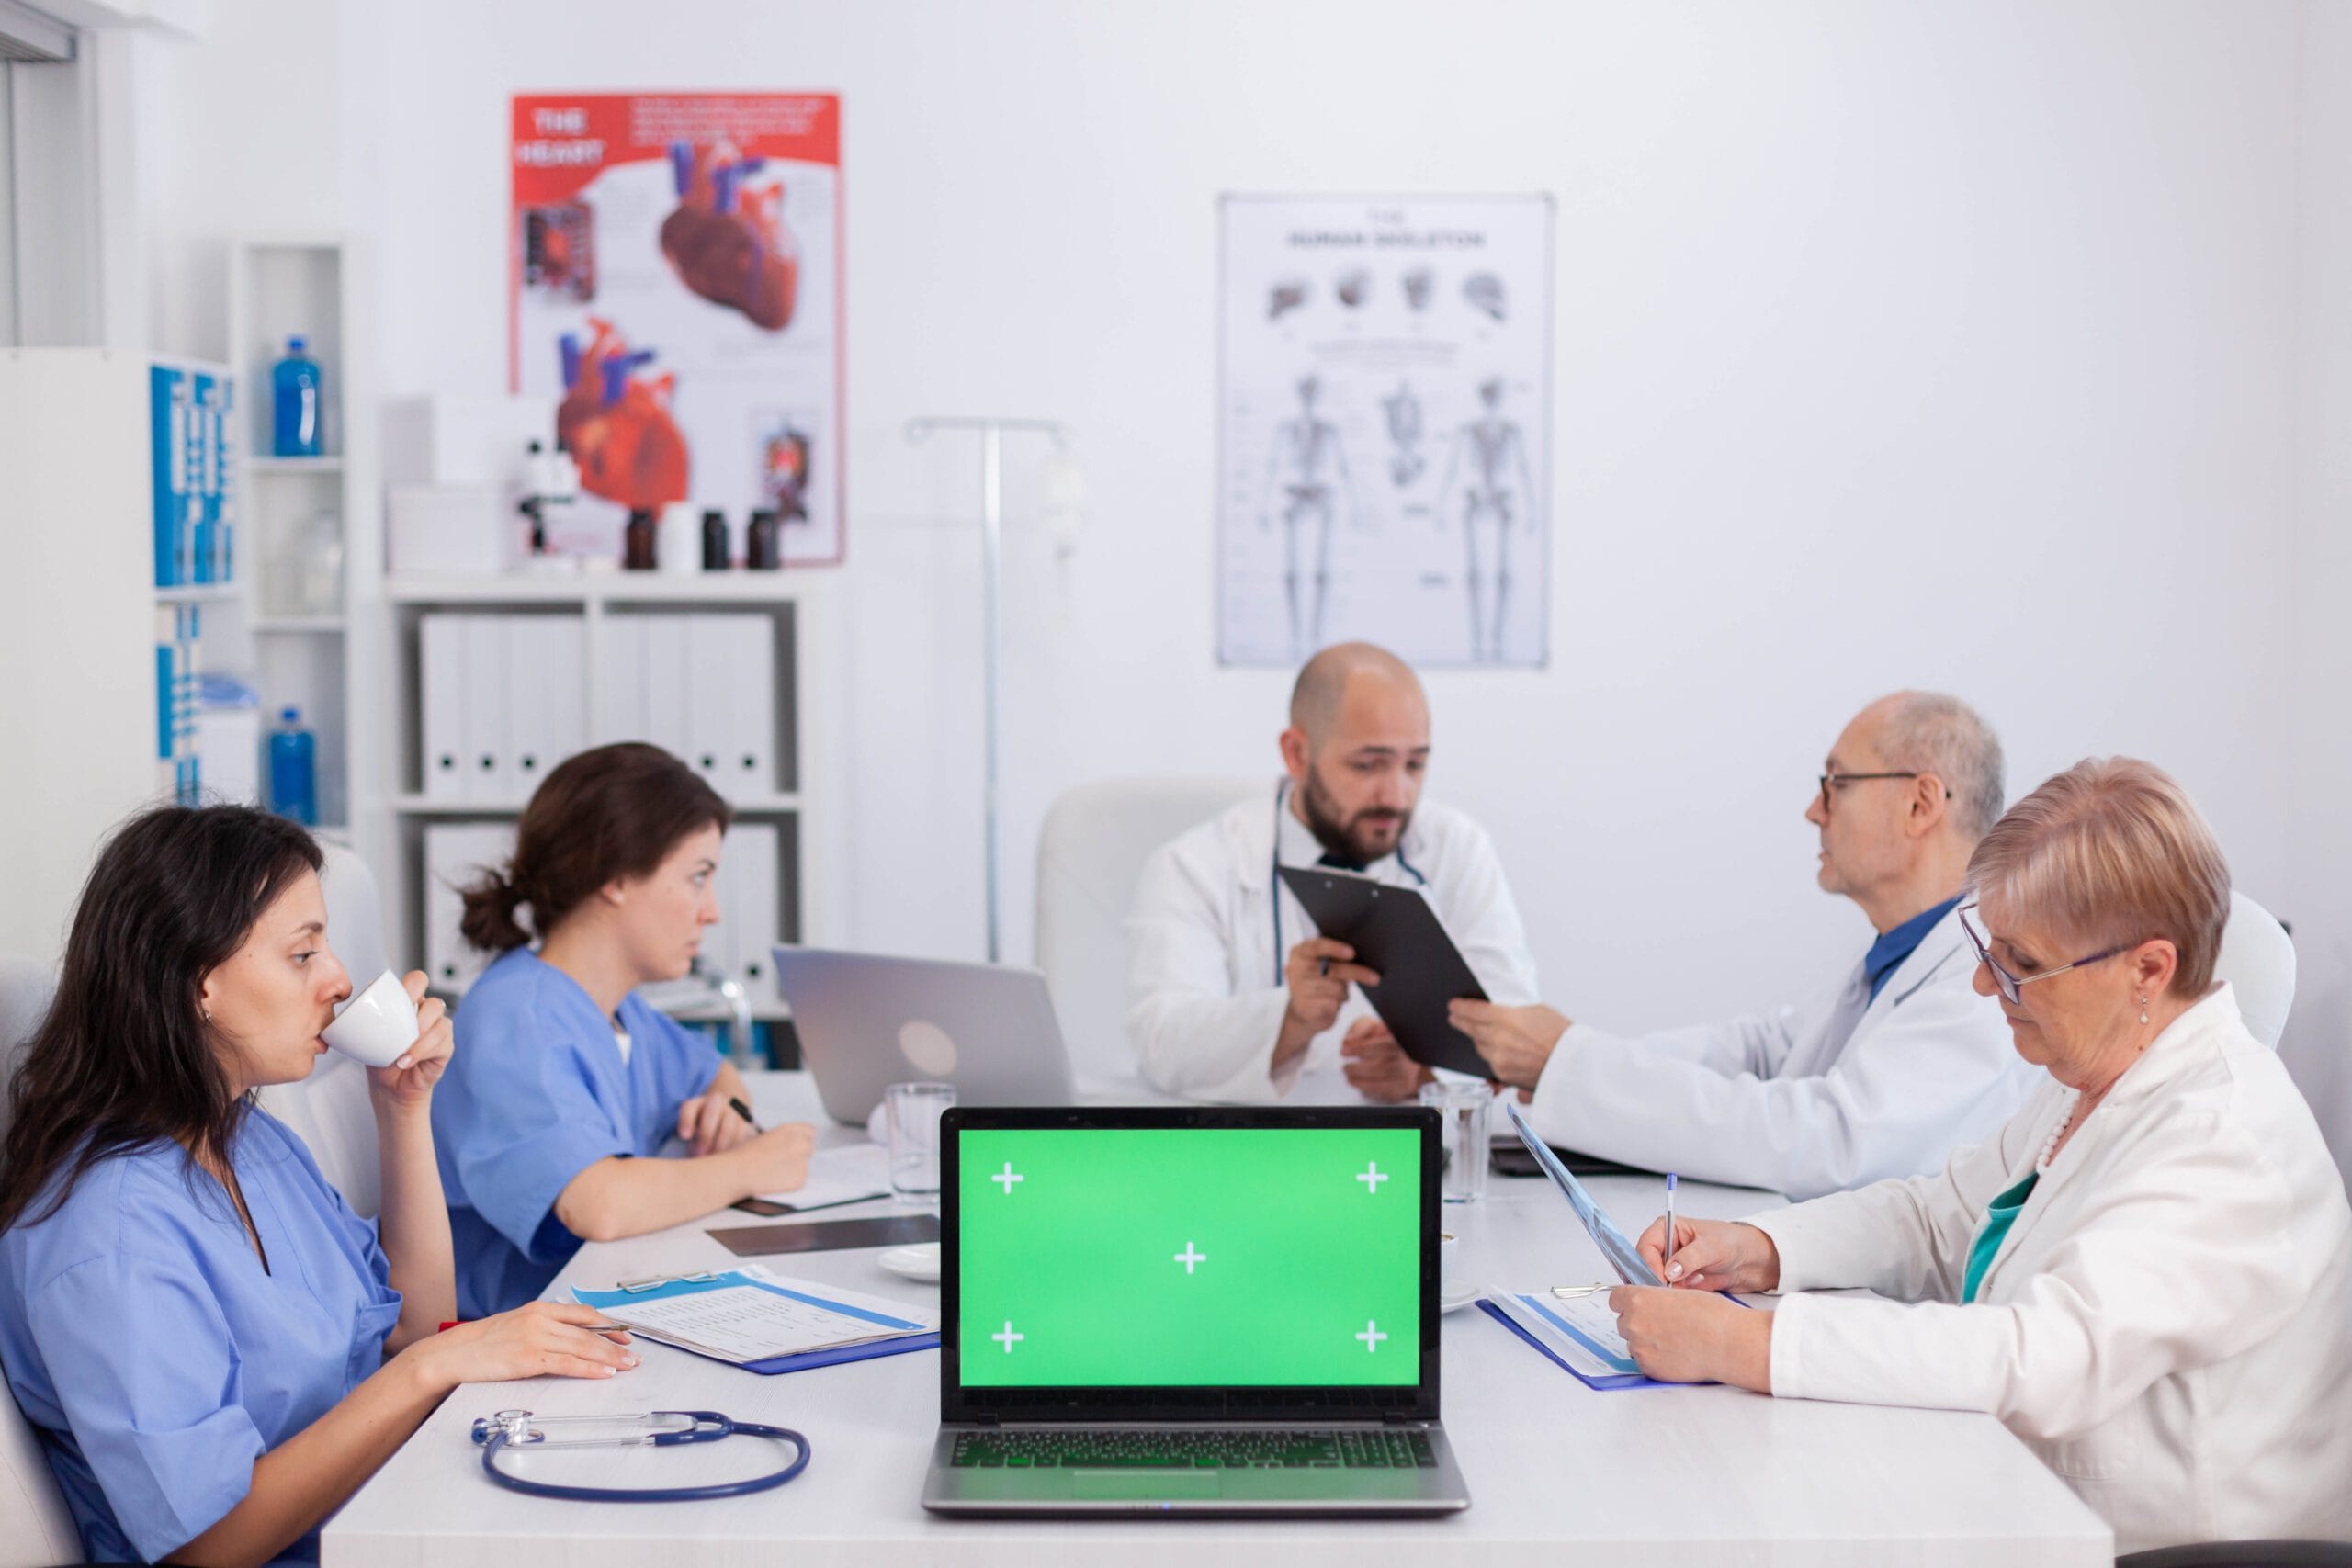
[{"left": 1608, "top": 758, "right": 2352, "bottom": 1553}]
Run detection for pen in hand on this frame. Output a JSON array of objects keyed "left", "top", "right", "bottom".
[
  {"left": 1662, "top": 1172, "right": 1679, "bottom": 1282},
  {"left": 729, "top": 1096, "right": 763, "bottom": 1134}
]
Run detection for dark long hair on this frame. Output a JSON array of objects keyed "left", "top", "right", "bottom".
[
  {"left": 458, "top": 742, "right": 730, "bottom": 952},
  {"left": 0, "top": 805, "right": 322, "bottom": 1233}
]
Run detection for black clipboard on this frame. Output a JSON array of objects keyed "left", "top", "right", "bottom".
[{"left": 1277, "top": 864, "right": 1492, "bottom": 1079}]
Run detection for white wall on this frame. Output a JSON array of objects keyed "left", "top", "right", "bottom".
[
  {"left": 141, "top": 3, "right": 2333, "bottom": 1110},
  {"left": 2286, "top": 0, "right": 2352, "bottom": 1184}
]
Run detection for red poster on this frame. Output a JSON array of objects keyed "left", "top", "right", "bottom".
[{"left": 511, "top": 93, "right": 844, "bottom": 563}]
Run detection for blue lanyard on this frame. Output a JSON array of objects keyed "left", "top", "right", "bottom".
[{"left": 1269, "top": 781, "right": 1427, "bottom": 985}]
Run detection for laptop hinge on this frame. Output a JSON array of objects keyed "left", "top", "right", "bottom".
[{"left": 1381, "top": 1412, "right": 1424, "bottom": 1427}]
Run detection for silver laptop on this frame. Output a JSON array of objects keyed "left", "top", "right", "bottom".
[
  {"left": 922, "top": 1107, "right": 1471, "bottom": 1517},
  {"left": 771, "top": 947, "right": 1079, "bottom": 1126}
]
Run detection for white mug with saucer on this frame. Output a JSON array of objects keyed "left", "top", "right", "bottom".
[{"left": 322, "top": 969, "right": 419, "bottom": 1069}]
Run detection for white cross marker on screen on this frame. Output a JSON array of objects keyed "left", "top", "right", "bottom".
[
  {"left": 1357, "top": 1161, "right": 1389, "bottom": 1193},
  {"left": 994, "top": 1321, "right": 1024, "bottom": 1353},
  {"left": 1174, "top": 1242, "right": 1207, "bottom": 1275},
  {"left": 992, "top": 1162, "right": 1024, "bottom": 1194},
  {"left": 1357, "top": 1320, "right": 1388, "bottom": 1352}
]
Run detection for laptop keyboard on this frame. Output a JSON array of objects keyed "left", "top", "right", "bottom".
[{"left": 949, "top": 1428, "right": 1438, "bottom": 1470}]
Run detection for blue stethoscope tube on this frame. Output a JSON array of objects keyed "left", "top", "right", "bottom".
[
  {"left": 1269, "top": 781, "right": 1427, "bottom": 985},
  {"left": 471, "top": 1408, "right": 811, "bottom": 1502}
]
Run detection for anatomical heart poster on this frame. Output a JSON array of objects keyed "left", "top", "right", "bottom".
[
  {"left": 1217, "top": 194, "right": 1553, "bottom": 668},
  {"left": 511, "top": 93, "right": 843, "bottom": 564}
]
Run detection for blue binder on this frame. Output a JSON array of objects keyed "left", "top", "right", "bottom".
[
  {"left": 574, "top": 1269, "right": 938, "bottom": 1378},
  {"left": 1476, "top": 1296, "right": 1657, "bottom": 1391}
]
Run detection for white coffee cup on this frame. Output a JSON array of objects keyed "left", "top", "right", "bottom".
[
  {"left": 1440, "top": 1231, "right": 1461, "bottom": 1295},
  {"left": 322, "top": 969, "right": 420, "bottom": 1069}
]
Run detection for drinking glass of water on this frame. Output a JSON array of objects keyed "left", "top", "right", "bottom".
[
  {"left": 886, "top": 1081, "right": 957, "bottom": 1205},
  {"left": 1419, "top": 1079, "right": 1491, "bottom": 1203}
]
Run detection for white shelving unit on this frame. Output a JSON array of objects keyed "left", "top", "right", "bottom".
[
  {"left": 222, "top": 234, "right": 381, "bottom": 852},
  {"left": 381, "top": 573, "right": 847, "bottom": 1028}
]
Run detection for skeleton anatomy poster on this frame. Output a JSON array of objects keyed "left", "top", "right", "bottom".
[
  {"left": 511, "top": 93, "right": 843, "bottom": 563},
  {"left": 1217, "top": 194, "right": 1553, "bottom": 667}
]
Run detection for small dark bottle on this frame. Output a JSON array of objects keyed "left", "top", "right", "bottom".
[
  {"left": 701, "top": 508, "right": 730, "bottom": 570},
  {"left": 623, "top": 508, "right": 657, "bottom": 570},
  {"left": 746, "top": 509, "right": 782, "bottom": 570}
]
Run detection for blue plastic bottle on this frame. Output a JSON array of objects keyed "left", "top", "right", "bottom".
[
  {"left": 271, "top": 335, "right": 322, "bottom": 457},
  {"left": 268, "top": 706, "right": 318, "bottom": 826}
]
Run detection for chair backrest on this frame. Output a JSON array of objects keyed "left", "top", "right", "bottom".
[
  {"left": 2217, "top": 890, "right": 2296, "bottom": 1052},
  {"left": 255, "top": 840, "right": 391, "bottom": 1218},
  {"left": 0, "top": 955, "right": 79, "bottom": 1567},
  {"left": 1034, "top": 775, "right": 1265, "bottom": 1090}
]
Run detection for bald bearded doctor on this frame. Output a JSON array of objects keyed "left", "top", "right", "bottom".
[{"left": 1126, "top": 643, "right": 1540, "bottom": 1104}]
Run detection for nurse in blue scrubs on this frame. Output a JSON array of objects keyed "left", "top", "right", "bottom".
[
  {"left": 435, "top": 742, "right": 816, "bottom": 1317},
  {"left": 0, "top": 806, "right": 639, "bottom": 1565}
]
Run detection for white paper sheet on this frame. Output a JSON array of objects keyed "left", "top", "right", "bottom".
[
  {"left": 759, "top": 1141, "right": 890, "bottom": 1209},
  {"left": 582, "top": 1267, "right": 934, "bottom": 1364}
]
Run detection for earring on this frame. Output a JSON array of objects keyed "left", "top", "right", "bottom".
[
  {"left": 2138, "top": 996, "right": 2149, "bottom": 1026},
  {"left": 201, "top": 1007, "right": 212, "bottom": 1023}
]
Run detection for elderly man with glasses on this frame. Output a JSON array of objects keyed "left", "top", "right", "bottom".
[{"left": 1455, "top": 691, "right": 2031, "bottom": 1199}]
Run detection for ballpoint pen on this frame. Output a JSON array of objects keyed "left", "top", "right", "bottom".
[
  {"left": 1663, "top": 1173, "right": 1678, "bottom": 1282},
  {"left": 729, "top": 1095, "right": 763, "bottom": 1132}
]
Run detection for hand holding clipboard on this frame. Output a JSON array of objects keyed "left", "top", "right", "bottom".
[{"left": 1277, "top": 866, "right": 1493, "bottom": 1079}]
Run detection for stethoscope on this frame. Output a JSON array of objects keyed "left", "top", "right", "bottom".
[
  {"left": 470, "top": 1409, "right": 810, "bottom": 1502},
  {"left": 1268, "top": 780, "right": 1427, "bottom": 985}
]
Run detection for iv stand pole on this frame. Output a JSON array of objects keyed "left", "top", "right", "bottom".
[{"left": 902, "top": 417, "right": 1070, "bottom": 964}]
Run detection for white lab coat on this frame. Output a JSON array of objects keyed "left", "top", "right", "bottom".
[
  {"left": 1125, "top": 787, "right": 1540, "bottom": 1103},
  {"left": 1526, "top": 907, "right": 2036, "bottom": 1200},
  {"left": 1747, "top": 985, "right": 2352, "bottom": 1554}
]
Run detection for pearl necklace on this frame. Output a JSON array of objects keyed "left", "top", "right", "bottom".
[{"left": 2038, "top": 1089, "right": 2083, "bottom": 1169}]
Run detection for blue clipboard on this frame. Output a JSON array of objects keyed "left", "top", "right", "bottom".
[
  {"left": 574, "top": 1269, "right": 939, "bottom": 1377},
  {"left": 1476, "top": 1295, "right": 1657, "bottom": 1391}
]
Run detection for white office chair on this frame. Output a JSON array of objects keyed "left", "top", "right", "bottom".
[
  {"left": 256, "top": 840, "right": 392, "bottom": 1218},
  {"left": 0, "top": 954, "right": 83, "bottom": 1568},
  {"left": 1034, "top": 776, "right": 1264, "bottom": 1092},
  {"left": 2216, "top": 890, "right": 2296, "bottom": 1052}
]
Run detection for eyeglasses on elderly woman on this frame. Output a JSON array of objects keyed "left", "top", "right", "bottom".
[{"left": 1956, "top": 902, "right": 2130, "bottom": 1007}]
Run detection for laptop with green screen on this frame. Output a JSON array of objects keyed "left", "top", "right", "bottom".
[{"left": 922, "top": 1107, "right": 1470, "bottom": 1516}]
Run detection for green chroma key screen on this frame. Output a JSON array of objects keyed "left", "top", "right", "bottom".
[{"left": 956, "top": 1126, "right": 1422, "bottom": 1388}]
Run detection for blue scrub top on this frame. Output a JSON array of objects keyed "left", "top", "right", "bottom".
[
  {"left": 435, "top": 948, "right": 722, "bottom": 1318},
  {"left": 0, "top": 1109, "right": 401, "bottom": 1564}
]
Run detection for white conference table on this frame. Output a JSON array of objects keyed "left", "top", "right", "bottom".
[{"left": 327, "top": 1073, "right": 2111, "bottom": 1566}]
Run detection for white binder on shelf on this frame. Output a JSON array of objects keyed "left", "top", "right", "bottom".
[
  {"left": 419, "top": 615, "right": 467, "bottom": 801},
  {"left": 728, "top": 822, "right": 782, "bottom": 1002},
  {"left": 643, "top": 615, "right": 692, "bottom": 762},
  {"left": 508, "top": 615, "right": 586, "bottom": 797},
  {"left": 726, "top": 615, "right": 776, "bottom": 797},
  {"left": 423, "top": 823, "right": 516, "bottom": 993},
  {"left": 594, "top": 614, "right": 648, "bottom": 745},
  {"left": 684, "top": 615, "right": 734, "bottom": 789},
  {"left": 459, "top": 616, "right": 510, "bottom": 802}
]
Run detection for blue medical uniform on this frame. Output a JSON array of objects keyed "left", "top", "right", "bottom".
[
  {"left": 435, "top": 948, "right": 722, "bottom": 1318},
  {"left": 0, "top": 1110, "right": 401, "bottom": 1563}
]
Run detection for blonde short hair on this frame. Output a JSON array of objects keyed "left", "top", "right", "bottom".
[{"left": 1965, "top": 758, "right": 2232, "bottom": 996}]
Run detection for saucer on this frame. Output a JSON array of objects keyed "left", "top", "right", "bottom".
[
  {"left": 878, "top": 1243, "right": 941, "bottom": 1283},
  {"left": 1440, "top": 1284, "right": 1481, "bottom": 1314}
]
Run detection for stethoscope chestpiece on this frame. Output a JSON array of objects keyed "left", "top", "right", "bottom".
[{"left": 470, "top": 1409, "right": 537, "bottom": 1447}]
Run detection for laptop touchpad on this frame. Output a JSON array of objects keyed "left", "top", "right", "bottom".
[{"left": 1070, "top": 1469, "right": 1221, "bottom": 1500}]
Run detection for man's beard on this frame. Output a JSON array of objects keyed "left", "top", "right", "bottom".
[{"left": 1297, "top": 766, "right": 1410, "bottom": 868}]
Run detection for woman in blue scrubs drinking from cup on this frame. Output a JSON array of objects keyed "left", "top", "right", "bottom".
[{"left": 0, "top": 805, "right": 637, "bottom": 1564}]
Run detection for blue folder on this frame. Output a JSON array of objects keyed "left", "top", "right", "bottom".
[
  {"left": 574, "top": 1269, "right": 938, "bottom": 1377},
  {"left": 1476, "top": 1295, "right": 1657, "bottom": 1391}
]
